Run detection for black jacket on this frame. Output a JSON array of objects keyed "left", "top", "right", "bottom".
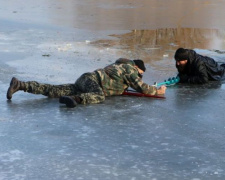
[{"left": 177, "top": 50, "right": 225, "bottom": 84}]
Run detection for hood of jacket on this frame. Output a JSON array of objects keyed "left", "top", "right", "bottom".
[{"left": 186, "top": 49, "right": 225, "bottom": 81}]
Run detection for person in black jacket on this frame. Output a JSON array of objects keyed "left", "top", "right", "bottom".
[{"left": 174, "top": 48, "right": 225, "bottom": 84}]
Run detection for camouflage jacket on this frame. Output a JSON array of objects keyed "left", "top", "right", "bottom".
[{"left": 95, "top": 58, "right": 157, "bottom": 96}]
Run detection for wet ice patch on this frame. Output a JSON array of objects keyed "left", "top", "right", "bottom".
[
  {"left": 6, "top": 38, "right": 120, "bottom": 84},
  {"left": 101, "top": 4, "right": 136, "bottom": 9},
  {"left": 1, "top": 29, "right": 119, "bottom": 83},
  {"left": 0, "top": 150, "right": 24, "bottom": 162},
  {"left": 75, "top": 125, "right": 96, "bottom": 139},
  {"left": 196, "top": 48, "right": 225, "bottom": 63},
  {"left": 0, "top": 33, "right": 13, "bottom": 41},
  {"left": 130, "top": 104, "right": 142, "bottom": 108}
]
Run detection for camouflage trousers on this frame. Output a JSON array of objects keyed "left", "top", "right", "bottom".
[{"left": 23, "top": 72, "right": 105, "bottom": 104}]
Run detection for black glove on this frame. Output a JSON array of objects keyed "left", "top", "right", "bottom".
[{"left": 178, "top": 74, "right": 189, "bottom": 83}]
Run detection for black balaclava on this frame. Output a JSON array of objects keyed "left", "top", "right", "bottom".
[{"left": 133, "top": 59, "right": 146, "bottom": 72}]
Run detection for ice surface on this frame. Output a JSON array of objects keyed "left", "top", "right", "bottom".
[{"left": 1, "top": 0, "right": 225, "bottom": 180}]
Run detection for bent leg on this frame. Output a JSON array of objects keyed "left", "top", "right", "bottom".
[
  {"left": 73, "top": 72, "right": 105, "bottom": 104},
  {"left": 75, "top": 92, "right": 105, "bottom": 104},
  {"left": 25, "top": 81, "right": 77, "bottom": 98}
]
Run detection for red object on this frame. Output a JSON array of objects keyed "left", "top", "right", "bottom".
[{"left": 122, "top": 91, "right": 166, "bottom": 99}]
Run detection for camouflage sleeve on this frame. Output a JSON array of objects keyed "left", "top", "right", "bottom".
[{"left": 125, "top": 69, "right": 157, "bottom": 95}]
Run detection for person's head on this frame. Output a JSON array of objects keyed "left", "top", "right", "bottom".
[
  {"left": 133, "top": 59, "right": 146, "bottom": 78},
  {"left": 174, "top": 48, "right": 189, "bottom": 73}
]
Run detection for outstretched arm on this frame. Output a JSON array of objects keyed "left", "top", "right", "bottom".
[{"left": 125, "top": 73, "right": 166, "bottom": 95}]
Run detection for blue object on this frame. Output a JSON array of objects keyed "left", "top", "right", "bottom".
[{"left": 155, "top": 76, "right": 180, "bottom": 87}]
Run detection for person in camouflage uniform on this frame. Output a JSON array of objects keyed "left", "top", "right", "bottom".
[{"left": 7, "top": 58, "right": 166, "bottom": 108}]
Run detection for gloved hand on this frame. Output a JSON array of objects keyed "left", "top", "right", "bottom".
[{"left": 178, "top": 74, "right": 189, "bottom": 83}]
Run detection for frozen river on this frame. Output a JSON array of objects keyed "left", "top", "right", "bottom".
[{"left": 1, "top": 0, "right": 225, "bottom": 179}]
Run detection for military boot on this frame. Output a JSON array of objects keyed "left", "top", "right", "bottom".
[
  {"left": 7, "top": 77, "right": 26, "bottom": 100},
  {"left": 59, "top": 96, "right": 81, "bottom": 108}
]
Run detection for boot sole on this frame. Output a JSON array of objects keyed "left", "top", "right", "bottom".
[{"left": 7, "top": 77, "right": 18, "bottom": 100}]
